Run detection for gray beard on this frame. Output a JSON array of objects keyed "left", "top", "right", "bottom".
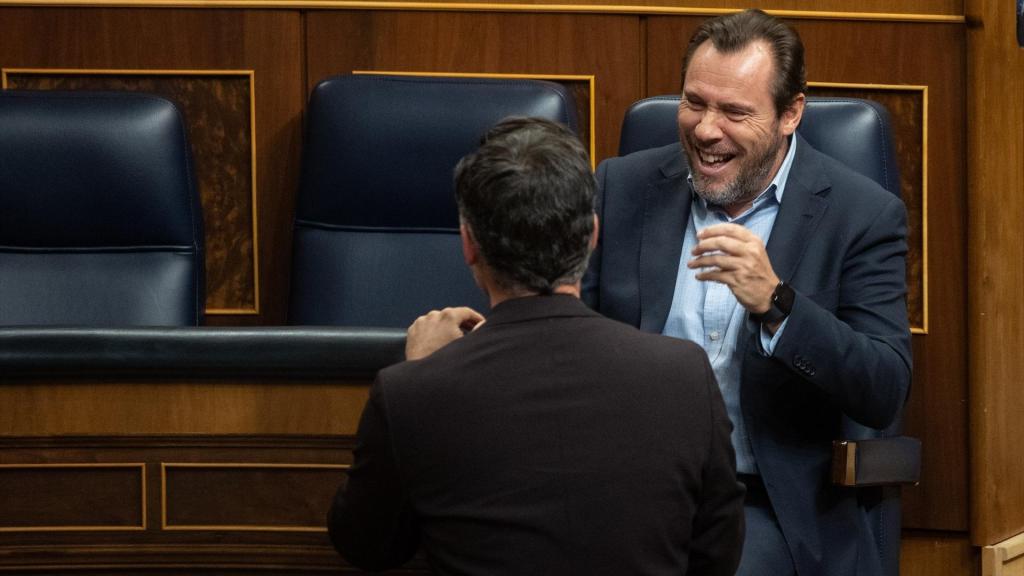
[{"left": 687, "top": 134, "right": 784, "bottom": 208}]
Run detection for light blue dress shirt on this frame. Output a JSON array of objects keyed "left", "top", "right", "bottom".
[{"left": 662, "top": 137, "right": 798, "bottom": 475}]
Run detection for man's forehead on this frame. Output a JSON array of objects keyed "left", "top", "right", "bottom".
[
  {"left": 684, "top": 40, "right": 775, "bottom": 96},
  {"left": 692, "top": 40, "right": 773, "bottom": 72}
]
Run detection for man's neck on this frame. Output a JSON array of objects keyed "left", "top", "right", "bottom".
[{"left": 487, "top": 282, "right": 581, "bottom": 308}]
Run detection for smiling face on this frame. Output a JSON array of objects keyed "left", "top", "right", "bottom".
[{"left": 678, "top": 39, "right": 803, "bottom": 213}]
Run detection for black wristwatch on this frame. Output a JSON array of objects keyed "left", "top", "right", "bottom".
[{"left": 750, "top": 281, "right": 795, "bottom": 325}]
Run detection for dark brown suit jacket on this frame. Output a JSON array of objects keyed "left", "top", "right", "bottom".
[{"left": 329, "top": 294, "right": 744, "bottom": 575}]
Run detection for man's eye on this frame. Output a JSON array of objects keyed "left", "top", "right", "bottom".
[
  {"left": 725, "top": 110, "right": 748, "bottom": 121},
  {"left": 684, "top": 100, "right": 706, "bottom": 111}
]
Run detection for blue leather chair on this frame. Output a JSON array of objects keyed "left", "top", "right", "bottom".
[
  {"left": 289, "top": 74, "right": 579, "bottom": 326},
  {"left": 617, "top": 95, "right": 918, "bottom": 576},
  {"left": 0, "top": 91, "right": 205, "bottom": 326}
]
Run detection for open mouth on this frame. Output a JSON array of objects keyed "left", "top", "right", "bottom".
[{"left": 697, "top": 148, "right": 735, "bottom": 168}]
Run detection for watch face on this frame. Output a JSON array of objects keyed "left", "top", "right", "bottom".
[{"left": 775, "top": 282, "right": 796, "bottom": 315}]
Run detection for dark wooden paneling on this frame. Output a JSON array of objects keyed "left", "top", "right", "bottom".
[
  {"left": 285, "top": 0, "right": 963, "bottom": 14},
  {"left": 0, "top": 4, "right": 978, "bottom": 572},
  {"left": 0, "top": 437, "right": 362, "bottom": 573},
  {"left": 0, "top": 0, "right": 964, "bottom": 16},
  {"left": 646, "top": 17, "right": 968, "bottom": 531},
  {"left": 967, "top": 0, "right": 1024, "bottom": 548},
  {"left": 164, "top": 464, "right": 344, "bottom": 529},
  {"left": 0, "top": 8, "right": 305, "bottom": 325},
  {"left": 305, "top": 11, "right": 642, "bottom": 164},
  {"left": 0, "top": 464, "right": 143, "bottom": 530}
]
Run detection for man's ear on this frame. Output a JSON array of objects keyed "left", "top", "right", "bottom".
[
  {"left": 461, "top": 223, "right": 479, "bottom": 266},
  {"left": 589, "top": 213, "right": 600, "bottom": 251},
  {"left": 780, "top": 93, "right": 806, "bottom": 137}
]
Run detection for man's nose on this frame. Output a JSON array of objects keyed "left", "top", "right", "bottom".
[{"left": 693, "top": 110, "right": 724, "bottom": 142}]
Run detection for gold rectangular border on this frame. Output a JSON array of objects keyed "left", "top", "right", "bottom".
[
  {"left": 1, "top": 68, "right": 261, "bottom": 317},
  {"left": 353, "top": 70, "right": 597, "bottom": 169},
  {"left": 160, "top": 462, "right": 349, "bottom": 532},
  {"left": 0, "top": 462, "right": 146, "bottom": 532},
  {"left": 808, "top": 81, "right": 929, "bottom": 335}
]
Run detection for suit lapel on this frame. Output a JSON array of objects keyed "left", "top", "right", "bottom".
[
  {"left": 764, "top": 135, "right": 831, "bottom": 282},
  {"left": 639, "top": 149, "right": 691, "bottom": 333},
  {"left": 743, "top": 136, "right": 831, "bottom": 398}
]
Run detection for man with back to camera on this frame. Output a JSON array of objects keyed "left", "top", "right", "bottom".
[
  {"left": 582, "top": 9, "right": 913, "bottom": 576},
  {"left": 328, "top": 116, "right": 745, "bottom": 575}
]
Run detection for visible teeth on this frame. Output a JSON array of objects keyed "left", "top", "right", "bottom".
[{"left": 699, "top": 150, "right": 730, "bottom": 164}]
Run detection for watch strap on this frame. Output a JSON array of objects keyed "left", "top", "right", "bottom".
[{"left": 750, "top": 281, "right": 794, "bottom": 325}]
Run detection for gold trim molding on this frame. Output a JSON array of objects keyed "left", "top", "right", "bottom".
[
  {"left": 160, "top": 462, "right": 348, "bottom": 532},
  {"left": 1, "top": 68, "right": 261, "bottom": 316},
  {"left": 0, "top": 463, "right": 146, "bottom": 532},
  {"left": 808, "top": 81, "right": 929, "bottom": 335},
  {"left": 0, "top": 0, "right": 967, "bottom": 22}
]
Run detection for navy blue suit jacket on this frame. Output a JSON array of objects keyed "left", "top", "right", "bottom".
[{"left": 582, "top": 136, "right": 912, "bottom": 576}]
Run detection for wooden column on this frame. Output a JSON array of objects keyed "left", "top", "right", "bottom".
[{"left": 967, "top": 0, "right": 1024, "bottom": 551}]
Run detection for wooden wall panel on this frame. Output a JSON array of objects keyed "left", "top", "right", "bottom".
[
  {"left": 0, "top": 0, "right": 967, "bottom": 16},
  {"left": 646, "top": 17, "right": 967, "bottom": 531},
  {"left": 305, "top": 11, "right": 641, "bottom": 163},
  {"left": 163, "top": 463, "right": 344, "bottom": 530},
  {"left": 0, "top": 380, "right": 369, "bottom": 436},
  {"left": 0, "top": 4, "right": 980, "bottom": 572},
  {"left": 902, "top": 531, "right": 979, "bottom": 576},
  {"left": 0, "top": 464, "right": 144, "bottom": 531},
  {"left": 376, "top": 0, "right": 964, "bottom": 15},
  {"left": 0, "top": 436, "right": 362, "bottom": 573},
  {"left": 967, "top": 0, "right": 1024, "bottom": 548},
  {"left": 0, "top": 8, "right": 305, "bottom": 325}
]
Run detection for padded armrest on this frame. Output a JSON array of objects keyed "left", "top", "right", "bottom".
[
  {"left": 0, "top": 327, "right": 406, "bottom": 379},
  {"left": 832, "top": 436, "right": 921, "bottom": 487}
]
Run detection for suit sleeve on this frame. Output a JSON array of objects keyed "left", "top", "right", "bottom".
[
  {"left": 327, "top": 378, "right": 419, "bottom": 570},
  {"left": 687, "top": 352, "right": 745, "bottom": 576},
  {"left": 772, "top": 192, "right": 912, "bottom": 429}
]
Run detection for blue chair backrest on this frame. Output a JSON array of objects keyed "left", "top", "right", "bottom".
[
  {"left": 618, "top": 95, "right": 901, "bottom": 197},
  {"left": 290, "top": 74, "right": 579, "bottom": 326},
  {"left": 0, "top": 90, "right": 205, "bottom": 326}
]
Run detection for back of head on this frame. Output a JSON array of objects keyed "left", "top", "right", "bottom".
[
  {"left": 681, "top": 8, "right": 807, "bottom": 115},
  {"left": 453, "top": 117, "right": 596, "bottom": 295}
]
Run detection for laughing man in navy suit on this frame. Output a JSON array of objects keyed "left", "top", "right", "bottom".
[{"left": 582, "top": 9, "right": 912, "bottom": 576}]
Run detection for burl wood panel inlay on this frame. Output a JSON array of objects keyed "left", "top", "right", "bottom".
[
  {"left": 809, "top": 85, "right": 927, "bottom": 333},
  {"left": 3, "top": 70, "right": 258, "bottom": 315}
]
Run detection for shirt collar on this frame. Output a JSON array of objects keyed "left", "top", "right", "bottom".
[{"left": 771, "top": 133, "right": 798, "bottom": 204}]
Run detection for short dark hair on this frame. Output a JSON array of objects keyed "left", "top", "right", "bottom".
[
  {"left": 453, "top": 116, "right": 596, "bottom": 294},
  {"left": 681, "top": 9, "right": 807, "bottom": 116}
]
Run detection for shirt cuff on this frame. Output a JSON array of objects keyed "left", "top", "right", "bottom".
[{"left": 758, "top": 316, "right": 789, "bottom": 356}]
